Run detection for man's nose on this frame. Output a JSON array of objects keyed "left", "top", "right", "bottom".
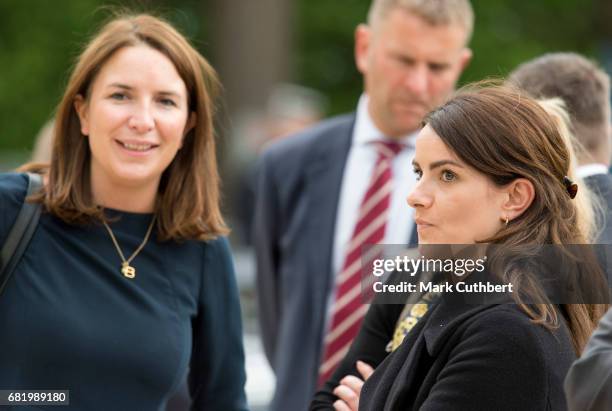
[{"left": 403, "top": 65, "right": 428, "bottom": 97}]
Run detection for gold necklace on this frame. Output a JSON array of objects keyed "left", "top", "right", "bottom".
[{"left": 102, "top": 215, "right": 156, "bottom": 279}]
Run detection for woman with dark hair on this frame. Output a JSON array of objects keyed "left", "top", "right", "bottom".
[
  {"left": 313, "top": 84, "right": 608, "bottom": 411},
  {"left": 0, "top": 13, "right": 247, "bottom": 410}
]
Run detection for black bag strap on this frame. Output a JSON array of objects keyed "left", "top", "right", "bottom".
[{"left": 0, "top": 173, "right": 43, "bottom": 295}]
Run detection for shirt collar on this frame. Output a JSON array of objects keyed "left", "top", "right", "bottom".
[
  {"left": 354, "top": 94, "right": 417, "bottom": 147},
  {"left": 576, "top": 163, "right": 609, "bottom": 178}
]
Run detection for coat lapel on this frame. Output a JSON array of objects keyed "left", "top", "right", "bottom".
[{"left": 359, "top": 303, "right": 435, "bottom": 411}]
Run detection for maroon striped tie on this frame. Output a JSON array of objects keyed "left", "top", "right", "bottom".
[{"left": 318, "top": 140, "right": 403, "bottom": 385}]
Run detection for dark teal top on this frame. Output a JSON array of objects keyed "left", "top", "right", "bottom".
[{"left": 0, "top": 173, "right": 248, "bottom": 411}]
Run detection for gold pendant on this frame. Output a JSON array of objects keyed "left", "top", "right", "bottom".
[{"left": 121, "top": 262, "right": 136, "bottom": 279}]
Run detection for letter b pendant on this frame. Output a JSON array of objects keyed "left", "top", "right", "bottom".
[{"left": 122, "top": 262, "right": 136, "bottom": 279}]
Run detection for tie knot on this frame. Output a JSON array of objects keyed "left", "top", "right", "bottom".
[{"left": 372, "top": 140, "right": 404, "bottom": 159}]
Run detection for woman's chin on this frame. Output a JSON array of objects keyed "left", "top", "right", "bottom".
[
  {"left": 110, "top": 167, "right": 160, "bottom": 187},
  {"left": 417, "top": 236, "right": 442, "bottom": 245}
]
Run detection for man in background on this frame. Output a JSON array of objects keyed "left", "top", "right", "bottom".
[
  {"left": 509, "top": 52, "right": 612, "bottom": 243},
  {"left": 253, "top": 1, "right": 473, "bottom": 409}
]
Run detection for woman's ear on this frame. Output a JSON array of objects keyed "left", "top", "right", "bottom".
[
  {"left": 74, "top": 95, "right": 89, "bottom": 136},
  {"left": 502, "top": 178, "right": 535, "bottom": 221}
]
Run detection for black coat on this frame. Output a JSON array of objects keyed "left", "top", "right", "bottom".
[{"left": 359, "top": 293, "right": 576, "bottom": 411}]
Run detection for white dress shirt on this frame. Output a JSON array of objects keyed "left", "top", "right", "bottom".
[
  {"left": 576, "top": 163, "right": 609, "bottom": 179},
  {"left": 332, "top": 94, "right": 417, "bottom": 279}
]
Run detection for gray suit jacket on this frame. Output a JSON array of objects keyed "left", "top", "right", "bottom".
[
  {"left": 565, "top": 307, "right": 612, "bottom": 410},
  {"left": 253, "top": 114, "right": 355, "bottom": 411},
  {"left": 584, "top": 173, "right": 612, "bottom": 244}
]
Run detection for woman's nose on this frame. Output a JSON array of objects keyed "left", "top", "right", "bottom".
[
  {"left": 406, "top": 181, "right": 432, "bottom": 209},
  {"left": 128, "top": 104, "right": 155, "bottom": 133}
]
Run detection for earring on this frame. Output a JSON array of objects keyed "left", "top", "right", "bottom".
[{"left": 502, "top": 216, "right": 509, "bottom": 226}]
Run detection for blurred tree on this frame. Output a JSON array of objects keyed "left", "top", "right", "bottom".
[
  {"left": 294, "top": 0, "right": 369, "bottom": 118},
  {"left": 0, "top": 0, "right": 100, "bottom": 151}
]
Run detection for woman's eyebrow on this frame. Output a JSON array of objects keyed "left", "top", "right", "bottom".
[
  {"left": 105, "top": 83, "right": 182, "bottom": 97},
  {"left": 106, "top": 82, "right": 132, "bottom": 90},
  {"left": 429, "top": 159, "right": 464, "bottom": 170}
]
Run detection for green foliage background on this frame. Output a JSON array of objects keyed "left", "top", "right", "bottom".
[{"left": 0, "top": 0, "right": 606, "bottom": 153}]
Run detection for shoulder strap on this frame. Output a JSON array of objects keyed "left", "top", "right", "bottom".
[{"left": 0, "top": 172, "right": 43, "bottom": 295}]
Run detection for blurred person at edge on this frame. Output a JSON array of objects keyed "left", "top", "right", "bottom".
[
  {"left": 253, "top": 0, "right": 473, "bottom": 409},
  {"left": 31, "top": 119, "right": 54, "bottom": 163},
  {"left": 354, "top": 84, "right": 606, "bottom": 411},
  {"left": 566, "top": 305, "right": 612, "bottom": 410},
  {"left": 508, "top": 52, "right": 612, "bottom": 244},
  {"left": 0, "top": 14, "right": 247, "bottom": 411}
]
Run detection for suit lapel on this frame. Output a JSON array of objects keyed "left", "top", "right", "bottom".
[{"left": 303, "top": 115, "right": 354, "bottom": 341}]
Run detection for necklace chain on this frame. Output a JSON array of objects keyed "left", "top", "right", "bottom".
[{"left": 102, "top": 215, "right": 156, "bottom": 279}]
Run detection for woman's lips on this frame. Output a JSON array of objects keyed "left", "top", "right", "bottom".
[
  {"left": 114, "top": 139, "right": 158, "bottom": 157},
  {"left": 415, "top": 218, "right": 434, "bottom": 231}
]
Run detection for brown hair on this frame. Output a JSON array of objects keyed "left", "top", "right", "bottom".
[
  {"left": 423, "top": 83, "right": 608, "bottom": 353},
  {"left": 367, "top": 0, "right": 474, "bottom": 43},
  {"left": 24, "top": 13, "right": 227, "bottom": 241},
  {"left": 508, "top": 52, "right": 611, "bottom": 158}
]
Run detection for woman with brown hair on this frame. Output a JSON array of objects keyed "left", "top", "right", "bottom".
[
  {"left": 0, "top": 13, "right": 247, "bottom": 410},
  {"left": 313, "top": 84, "right": 608, "bottom": 411}
]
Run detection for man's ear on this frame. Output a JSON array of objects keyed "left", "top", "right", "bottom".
[
  {"left": 354, "top": 24, "right": 372, "bottom": 75},
  {"left": 501, "top": 178, "right": 535, "bottom": 221},
  {"left": 74, "top": 95, "right": 89, "bottom": 136},
  {"left": 459, "top": 48, "right": 472, "bottom": 72},
  {"left": 180, "top": 112, "right": 196, "bottom": 148}
]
